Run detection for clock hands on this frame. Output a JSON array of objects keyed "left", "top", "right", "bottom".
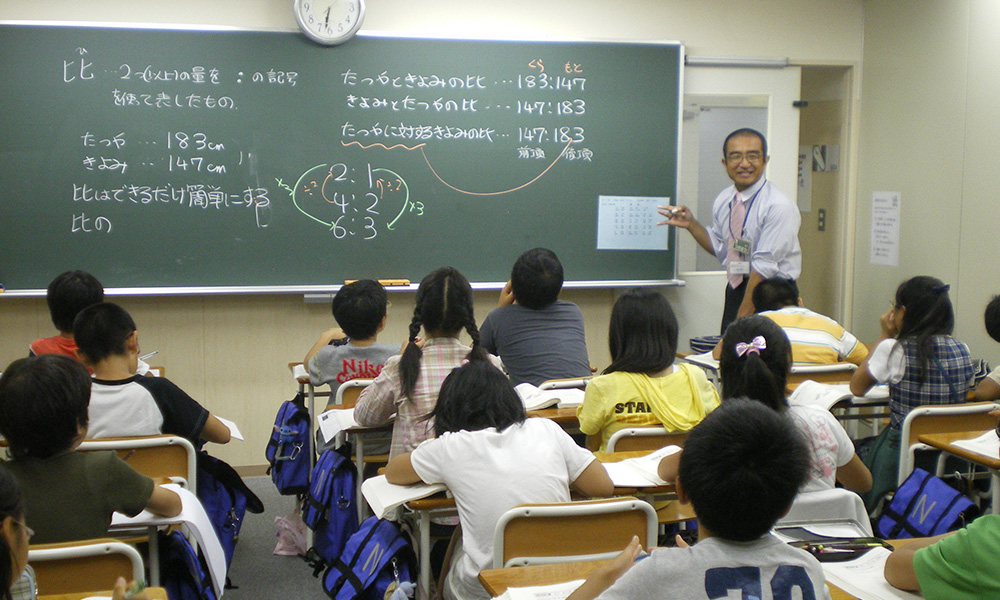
[{"left": 324, "top": 5, "right": 331, "bottom": 27}]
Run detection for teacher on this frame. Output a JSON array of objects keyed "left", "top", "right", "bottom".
[{"left": 658, "top": 128, "right": 801, "bottom": 334}]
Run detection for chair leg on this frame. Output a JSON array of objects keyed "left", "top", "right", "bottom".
[{"left": 433, "top": 526, "right": 461, "bottom": 600}]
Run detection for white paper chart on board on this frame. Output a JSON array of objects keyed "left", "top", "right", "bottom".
[{"left": 596, "top": 195, "right": 670, "bottom": 250}]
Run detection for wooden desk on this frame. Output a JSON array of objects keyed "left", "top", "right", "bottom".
[
  {"left": 919, "top": 430, "right": 1000, "bottom": 515},
  {"left": 40, "top": 587, "right": 168, "bottom": 600},
  {"left": 478, "top": 539, "right": 922, "bottom": 600}
]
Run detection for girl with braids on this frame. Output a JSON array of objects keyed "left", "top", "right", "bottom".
[
  {"left": 658, "top": 315, "right": 871, "bottom": 496},
  {"left": 851, "top": 276, "right": 973, "bottom": 508},
  {"left": 355, "top": 267, "right": 502, "bottom": 458}
]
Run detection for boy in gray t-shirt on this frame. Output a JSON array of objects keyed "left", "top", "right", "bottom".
[
  {"left": 568, "top": 400, "right": 831, "bottom": 600},
  {"left": 304, "top": 280, "right": 398, "bottom": 402}
]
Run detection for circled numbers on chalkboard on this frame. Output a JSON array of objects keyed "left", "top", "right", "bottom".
[{"left": 279, "top": 162, "right": 421, "bottom": 240}]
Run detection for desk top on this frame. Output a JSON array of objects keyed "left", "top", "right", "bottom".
[
  {"left": 918, "top": 430, "right": 1000, "bottom": 468},
  {"left": 526, "top": 407, "right": 579, "bottom": 425},
  {"left": 40, "top": 587, "right": 168, "bottom": 600},
  {"left": 478, "top": 539, "right": 920, "bottom": 600}
]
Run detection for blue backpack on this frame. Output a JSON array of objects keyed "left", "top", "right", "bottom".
[
  {"left": 197, "top": 452, "right": 265, "bottom": 573},
  {"left": 159, "top": 529, "right": 217, "bottom": 600},
  {"left": 323, "top": 516, "right": 415, "bottom": 600},
  {"left": 304, "top": 448, "right": 359, "bottom": 565},
  {"left": 875, "top": 468, "right": 977, "bottom": 538},
  {"left": 265, "top": 392, "right": 312, "bottom": 495}
]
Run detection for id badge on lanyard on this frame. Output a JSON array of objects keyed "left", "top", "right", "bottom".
[{"left": 729, "top": 182, "right": 766, "bottom": 263}]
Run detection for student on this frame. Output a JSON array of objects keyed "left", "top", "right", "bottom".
[
  {"left": 717, "top": 315, "right": 871, "bottom": 494},
  {"left": 884, "top": 514, "right": 1000, "bottom": 599},
  {"left": 385, "top": 360, "right": 613, "bottom": 600},
  {"left": 73, "top": 302, "right": 231, "bottom": 446},
  {"left": 354, "top": 267, "right": 502, "bottom": 458},
  {"left": 304, "top": 279, "right": 398, "bottom": 397},
  {"left": 0, "top": 355, "right": 181, "bottom": 545},
  {"left": 0, "top": 464, "right": 150, "bottom": 600},
  {"left": 972, "top": 294, "right": 1000, "bottom": 401},
  {"left": 28, "top": 270, "right": 103, "bottom": 359},
  {"left": 576, "top": 288, "right": 719, "bottom": 451},
  {"left": 479, "top": 248, "right": 592, "bottom": 386},
  {"left": 711, "top": 276, "right": 867, "bottom": 366},
  {"left": 566, "top": 399, "right": 829, "bottom": 600},
  {"left": 850, "top": 276, "right": 973, "bottom": 508}
]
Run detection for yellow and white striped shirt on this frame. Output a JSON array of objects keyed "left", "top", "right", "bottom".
[{"left": 759, "top": 306, "right": 868, "bottom": 366}]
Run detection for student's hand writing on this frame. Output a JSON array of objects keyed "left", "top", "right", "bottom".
[
  {"left": 112, "top": 577, "right": 149, "bottom": 600},
  {"left": 498, "top": 280, "right": 516, "bottom": 307},
  {"left": 605, "top": 536, "right": 643, "bottom": 578},
  {"left": 656, "top": 204, "right": 693, "bottom": 228}
]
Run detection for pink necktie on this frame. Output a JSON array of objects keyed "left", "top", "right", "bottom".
[{"left": 727, "top": 194, "right": 747, "bottom": 288}]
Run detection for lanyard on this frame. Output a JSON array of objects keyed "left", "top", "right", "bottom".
[{"left": 728, "top": 180, "right": 767, "bottom": 241}]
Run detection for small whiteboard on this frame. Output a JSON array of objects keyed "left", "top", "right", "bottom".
[{"left": 597, "top": 195, "right": 670, "bottom": 251}]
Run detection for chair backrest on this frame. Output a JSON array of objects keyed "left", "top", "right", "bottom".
[
  {"left": 898, "top": 401, "right": 1000, "bottom": 485},
  {"left": 492, "top": 496, "right": 657, "bottom": 568},
  {"left": 77, "top": 434, "right": 198, "bottom": 495},
  {"left": 777, "top": 488, "right": 873, "bottom": 536},
  {"left": 335, "top": 378, "right": 375, "bottom": 409},
  {"left": 538, "top": 377, "right": 591, "bottom": 392},
  {"left": 606, "top": 427, "right": 688, "bottom": 452},
  {"left": 29, "top": 538, "right": 144, "bottom": 595},
  {"left": 786, "top": 362, "right": 857, "bottom": 391}
]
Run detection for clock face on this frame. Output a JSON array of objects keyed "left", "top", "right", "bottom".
[{"left": 294, "top": 0, "right": 365, "bottom": 46}]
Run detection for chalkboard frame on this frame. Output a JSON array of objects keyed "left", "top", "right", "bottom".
[{"left": 0, "top": 21, "right": 684, "bottom": 296}]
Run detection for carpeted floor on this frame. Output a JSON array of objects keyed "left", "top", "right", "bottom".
[{"left": 224, "top": 476, "right": 330, "bottom": 599}]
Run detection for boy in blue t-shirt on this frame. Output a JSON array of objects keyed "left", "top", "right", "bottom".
[
  {"left": 568, "top": 399, "right": 831, "bottom": 600},
  {"left": 304, "top": 279, "right": 398, "bottom": 402}
]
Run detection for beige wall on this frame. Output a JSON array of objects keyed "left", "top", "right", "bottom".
[
  {"left": 0, "top": 0, "right": 864, "bottom": 467},
  {"left": 854, "top": 0, "right": 1000, "bottom": 367}
]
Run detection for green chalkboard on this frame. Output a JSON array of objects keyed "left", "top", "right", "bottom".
[{"left": 0, "top": 23, "right": 681, "bottom": 292}]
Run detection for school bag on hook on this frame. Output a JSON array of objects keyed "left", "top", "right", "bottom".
[
  {"left": 265, "top": 392, "right": 311, "bottom": 495},
  {"left": 323, "top": 516, "right": 415, "bottom": 600}
]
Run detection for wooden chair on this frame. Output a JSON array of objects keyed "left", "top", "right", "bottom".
[
  {"left": 898, "top": 401, "right": 1000, "bottom": 485},
  {"left": 605, "top": 427, "right": 688, "bottom": 452},
  {"left": 77, "top": 434, "right": 198, "bottom": 494},
  {"left": 786, "top": 362, "right": 857, "bottom": 392},
  {"left": 492, "top": 497, "right": 657, "bottom": 568},
  {"left": 29, "top": 538, "right": 144, "bottom": 595},
  {"left": 605, "top": 428, "right": 695, "bottom": 527},
  {"left": 334, "top": 378, "right": 375, "bottom": 409}
]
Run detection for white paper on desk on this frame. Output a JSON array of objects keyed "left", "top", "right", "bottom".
[
  {"left": 683, "top": 352, "right": 719, "bottom": 371},
  {"left": 291, "top": 363, "right": 308, "bottom": 379},
  {"left": 318, "top": 408, "right": 359, "bottom": 443},
  {"left": 603, "top": 445, "right": 680, "bottom": 487},
  {"left": 111, "top": 484, "right": 226, "bottom": 598},
  {"left": 789, "top": 382, "right": 855, "bottom": 410},
  {"left": 822, "top": 547, "right": 922, "bottom": 600},
  {"left": 215, "top": 416, "right": 244, "bottom": 441},
  {"left": 514, "top": 384, "right": 562, "bottom": 411},
  {"left": 497, "top": 579, "right": 586, "bottom": 600},
  {"left": 952, "top": 430, "right": 1000, "bottom": 459},
  {"left": 361, "top": 475, "right": 448, "bottom": 520}
]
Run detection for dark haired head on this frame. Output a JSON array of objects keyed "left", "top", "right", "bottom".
[
  {"left": 723, "top": 128, "right": 768, "bottom": 158},
  {"left": 510, "top": 248, "right": 564, "bottom": 310},
  {"left": 0, "top": 464, "right": 26, "bottom": 599},
  {"left": 679, "top": 399, "right": 809, "bottom": 541},
  {"left": 751, "top": 278, "right": 799, "bottom": 313},
  {"left": 894, "top": 276, "right": 955, "bottom": 382},
  {"left": 719, "top": 315, "right": 791, "bottom": 412},
  {"left": 985, "top": 295, "right": 1000, "bottom": 343},
  {"left": 604, "top": 289, "right": 677, "bottom": 375},
  {"left": 73, "top": 302, "right": 137, "bottom": 364},
  {"left": 399, "top": 267, "right": 487, "bottom": 400},
  {"left": 0, "top": 354, "right": 91, "bottom": 459},
  {"left": 46, "top": 270, "right": 104, "bottom": 333},
  {"left": 332, "top": 280, "right": 387, "bottom": 340},
  {"left": 430, "top": 360, "right": 526, "bottom": 436}
]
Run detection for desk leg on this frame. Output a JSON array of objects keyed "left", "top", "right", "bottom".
[
  {"left": 419, "top": 510, "right": 431, "bottom": 600},
  {"left": 354, "top": 436, "right": 370, "bottom": 523},
  {"left": 148, "top": 525, "right": 160, "bottom": 586},
  {"left": 992, "top": 469, "right": 999, "bottom": 516}
]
